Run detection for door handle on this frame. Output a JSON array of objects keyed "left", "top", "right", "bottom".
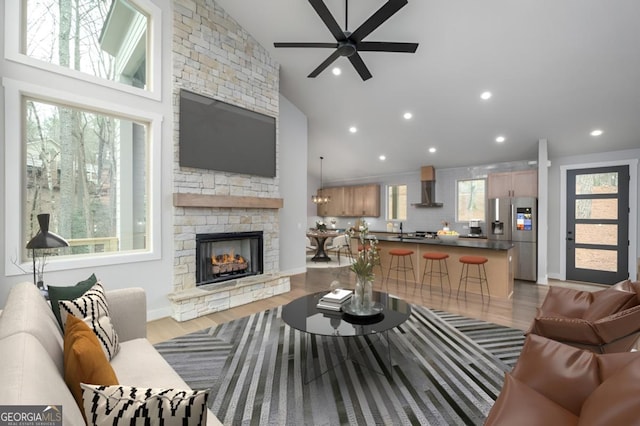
[{"left": 566, "top": 237, "right": 574, "bottom": 241}]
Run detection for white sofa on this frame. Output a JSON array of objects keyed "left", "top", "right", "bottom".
[{"left": 0, "top": 282, "right": 222, "bottom": 425}]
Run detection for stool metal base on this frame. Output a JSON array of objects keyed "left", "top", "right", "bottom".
[
  {"left": 385, "top": 254, "right": 416, "bottom": 287},
  {"left": 421, "top": 258, "right": 451, "bottom": 294},
  {"left": 457, "top": 263, "right": 490, "bottom": 300}
]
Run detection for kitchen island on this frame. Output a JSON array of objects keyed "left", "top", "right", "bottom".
[{"left": 357, "top": 233, "right": 515, "bottom": 300}]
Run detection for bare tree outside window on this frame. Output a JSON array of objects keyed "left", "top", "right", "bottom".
[
  {"left": 25, "top": 98, "right": 148, "bottom": 257},
  {"left": 457, "top": 179, "right": 486, "bottom": 222},
  {"left": 387, "top": 184, "right": 407, "bottom": 221},
  {"left": 26, "top": 0, "right": 148, "bottom": 89},
  {"left": 19, "top": 0, "right": 151, "bottom": 262}
]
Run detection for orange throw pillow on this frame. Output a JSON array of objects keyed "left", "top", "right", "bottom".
[{"left": 64, "top": 314, "right": 119, "bottom": 413}]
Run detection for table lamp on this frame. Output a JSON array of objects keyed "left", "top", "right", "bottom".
[{"left": 26, "top": 213, "right": 69, "bottom": 289}]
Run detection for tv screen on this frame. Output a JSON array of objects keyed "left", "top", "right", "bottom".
[{"left": 179, "top": 89, "right": 276, "bottom": 177}]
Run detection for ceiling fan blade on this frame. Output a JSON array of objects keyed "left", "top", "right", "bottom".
[
  {"left": 348, "top": 52, "right": 372, "bottom": 81},
  {"left": 274, "top": 42, "right": 339, "bottom": 49},
  {"left": 357, "top": 41, "right": 418, "bottom": 53},
  {"left": 350, "top": 0, "right": 408, "bottom": 43},
  {"left": 308, "top": 0, "right": 347, "bottom": 42},
  {"left": 308, "top": 49, "right": 343, "bottom": 78}
]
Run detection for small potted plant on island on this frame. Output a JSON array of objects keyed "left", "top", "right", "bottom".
[{"left": 316, "top": 221, "right": 327, "bottom": 232}]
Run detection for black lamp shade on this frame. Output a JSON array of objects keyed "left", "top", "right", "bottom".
[{"left": 26, "top": 214, "right": 69, "bottom": 249}]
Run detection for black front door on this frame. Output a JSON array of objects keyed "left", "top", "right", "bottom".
[{"left": 566, "top": 165, "right": 629, "bottom": 284}]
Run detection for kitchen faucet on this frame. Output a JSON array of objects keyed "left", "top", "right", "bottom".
[{"left": 399, "top": 222, "right": 403, "bottom": 237}]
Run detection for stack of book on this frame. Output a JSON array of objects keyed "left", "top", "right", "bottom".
[{"left": 316, "top": 289, "right": 352, "bottom": 311}]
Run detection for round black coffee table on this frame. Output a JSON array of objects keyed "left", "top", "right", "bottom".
[
  {"left": 282, "top": 291, "right": 411, "bottom": 382},
  {"left": 282, "top": 290, "right": 411, "bottom": 336}
]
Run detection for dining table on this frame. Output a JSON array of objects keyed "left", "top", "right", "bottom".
[{"left": 306, "top": 230, "right": 339, "bottom": 262}]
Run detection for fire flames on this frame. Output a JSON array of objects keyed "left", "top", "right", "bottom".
[{"left": 211, "top": 249, "right": 248, "bottom": 274}]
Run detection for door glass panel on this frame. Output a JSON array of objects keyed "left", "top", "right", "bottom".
[
  {"left": 575, "top": 249, "right": 617, "bottom": 272},
  {"left": 575, "top": 224, "right": 618, "bottom": 245},
  {"left": 575, "top": 199, "right": 618, "bottom": 220},
  {"left": 575, "top": 173, "right": 619, "bottom": 195}
]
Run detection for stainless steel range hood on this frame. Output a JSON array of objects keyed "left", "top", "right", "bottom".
[{"left": 412, "top": 166, "right": 443, "bottom": 208}]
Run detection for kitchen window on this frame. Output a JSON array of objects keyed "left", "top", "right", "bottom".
[
  {"left": 387, "top": 184, "right": 407, "bottom": 221},
  {"left": 457, "top": 179, "right": 486, "bottom": 222}
]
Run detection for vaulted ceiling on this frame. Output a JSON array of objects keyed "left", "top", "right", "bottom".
[{"left": 216, "top": 0, "right": 640, "bottom": 181}]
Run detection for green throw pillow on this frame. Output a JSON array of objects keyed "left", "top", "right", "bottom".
[{"left": 49, "top": 273, "right": 98, "bottom": 330}]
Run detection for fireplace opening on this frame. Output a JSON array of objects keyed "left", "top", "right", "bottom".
[{"left": 196, "top": 231, "right": 263, "bottom": 286}]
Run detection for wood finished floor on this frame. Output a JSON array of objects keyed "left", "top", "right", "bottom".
[{"left": 147, "top": 266, "right": 604, "bottom": 344}]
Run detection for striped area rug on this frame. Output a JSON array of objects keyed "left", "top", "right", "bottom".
[{"left": 155, "top": 305, "right": 525, "bottom": 425}]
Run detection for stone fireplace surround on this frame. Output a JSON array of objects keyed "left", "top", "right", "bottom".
[
  {"left": 170, "top": 1, "right": 287, "bottom": 322},
  {"left": 169, "top": 194, "right": 289, "bottom": 322}
]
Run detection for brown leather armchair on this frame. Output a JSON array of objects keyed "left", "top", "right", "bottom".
[
  {"left": 527, "top": 280, "right": 640, "bottom": 353},
  {"left": 485, "top": 334, "right": 640, "bottom": 425}
]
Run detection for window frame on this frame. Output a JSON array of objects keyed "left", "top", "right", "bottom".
[
  {"left": 455, "top": 178, "right": 487, "bottom": 223},
  {"left": 3, "top": 77, "right": 162, "bottom": 276},
  {"left": 4, "top": 0, "right": 162, "bottom": 101},
  {"left": 386, "top": 183, "right": 408, "bottom": 222}
]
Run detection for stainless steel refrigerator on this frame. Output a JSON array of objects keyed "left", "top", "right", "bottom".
[{"left": 488, "top": 197, "right": 537, "bottom": 281}]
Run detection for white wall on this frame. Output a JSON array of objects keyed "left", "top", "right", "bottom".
[{"left": 278, "top": 95, "right": 308, "bottom": 275}]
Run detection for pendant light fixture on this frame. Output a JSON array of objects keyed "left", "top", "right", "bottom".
[{"left": 312, "top": 156, "right": 330, "bottom": 204}]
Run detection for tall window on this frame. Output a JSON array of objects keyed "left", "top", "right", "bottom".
[
  {"left": 387, "top": 184, "right": 407, "bottom": 221},
  {"left": 4, "top": 0, "right": 162, "bottom": 275},
  {"left": 24, "top": 98, "right": 149, "bottom": 257},
  {"left": 457, "top": 179, "right": 486, "bottom": 222}
]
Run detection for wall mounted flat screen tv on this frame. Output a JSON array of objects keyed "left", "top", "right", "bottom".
[{"left": 179, "top": 89, "right": 276, "bottom": 178}]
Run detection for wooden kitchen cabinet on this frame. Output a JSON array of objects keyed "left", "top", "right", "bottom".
[
  {"left": 316, "top": 187, "right": 344, "bottom": 216},
  {"left": 487, "top": 170, "right": 538, "bottom": 198},
  {"left": 316, "top": 184, "right": 380, "bottom": 217},
  {"left": 356, "top": 184, "right": 380, "bottom": 217}
]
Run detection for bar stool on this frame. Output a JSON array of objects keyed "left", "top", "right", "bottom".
[
  {"left": 457, "top": 255, "right": 490, "bottom": 300},
  {"left": 357, "top": 244, "right": 384, "bottom": 282},
  {"left": 386, "top": 249, "right": 415, "bottom": 288},
  {"left": 421, "top": 252, "right": 450, "bottom": 293}
]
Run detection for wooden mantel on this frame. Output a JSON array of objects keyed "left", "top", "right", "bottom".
[{"left": 173, "top": 193, "right": 284, "bottom": 209}]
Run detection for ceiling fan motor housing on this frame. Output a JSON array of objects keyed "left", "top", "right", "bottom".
[{"left": 338, "top": 40, "right": 357, "bottom": 57}]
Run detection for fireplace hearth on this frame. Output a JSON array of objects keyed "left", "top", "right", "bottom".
[{"left": 196, "top": 231, "right": 263, "bottom": 286}]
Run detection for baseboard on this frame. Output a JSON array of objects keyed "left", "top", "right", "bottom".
[
  {"left": 280, "top": 266, "right": 306, "bottom": 276},
  {"left": 147, "top": 306, "right": 172, "bottom": 322},
  {"left": 547, "top": 272, "right": 563, "bottom": 281}
]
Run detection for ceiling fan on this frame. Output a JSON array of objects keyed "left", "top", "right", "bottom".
[{"left": 274, "top": 0, "right": 419, "bottom": 81}]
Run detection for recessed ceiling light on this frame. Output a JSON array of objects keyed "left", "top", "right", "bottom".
[
  {"left": 403, "top": 112, "right": 412, "bottom": 120},
  {"left": 590, "top": 129, "right": 603, "bottom": 137},
  {"left": 379, "top": 155, "right": 386, "bottom": 161},
  {"left": 428, "top": 147, "right": 436, "bottom": 153},
  {"left": 349, "top": 126, "right": 357, "bottom": 133},
  {"left": 496, "top": 136, "right": 506, "bottom": 143},
  {"left": 480, "top": 91, "right": 492, "bottom": 100},
  {"left": 332, "top": 67, "right": 341, "bottom": 76}
]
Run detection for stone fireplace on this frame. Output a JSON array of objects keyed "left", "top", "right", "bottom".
[
  {"left": 169, "top": 1, "right": 289, "bottom": 322},
  {"left": 196, "top": 231, "right": 263, "bottom": 286}
]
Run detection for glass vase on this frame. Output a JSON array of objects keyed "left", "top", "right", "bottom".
[{"left": 352, "top": 275, "right": 374, "bottom": 314}]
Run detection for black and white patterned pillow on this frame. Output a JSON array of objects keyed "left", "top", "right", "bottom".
[
  {"left": 59, "top": 282, "right": 120, "bottom": 360},
  {"left": 80, "top": 384, "right": 208, "bottom": 426}
]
